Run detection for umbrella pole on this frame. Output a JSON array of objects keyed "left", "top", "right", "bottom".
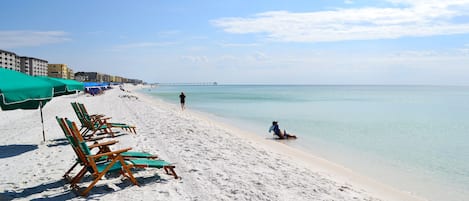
[{"left": 40, "top": 101, "right": 45, "bottom": 142}]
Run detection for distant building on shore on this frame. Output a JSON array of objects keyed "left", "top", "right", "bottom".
[
  {"left": 110, "top": 75, "right": 123, "bottom": 83},
  {"left": 0, "top": 49, "right": 21, "bottom": 72},
  {"left": 0, "top": 49, "right": 48, "bottom": 76},
  {"left": 75, "top": 71, "right": 142, "bottom": 84},
  {"left": 75, "top": 72, "right": 102, "bottom": 82},
  {"left": 67, "top": 68, "right": 74, "bottom": 79},
  {"left": 48, "top": 64, "right": 74, "bottom": 79},
  {"left": 20, "top": 57, "right": 48, "bottom": 76},
  {"left": 127, "top": 79, "right": 143, "bottom": 84},
  {"left": 0, "top": 49, "right": 143, "bottom": 83}
]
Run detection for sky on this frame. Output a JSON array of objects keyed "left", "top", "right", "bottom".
[{"left": 1, "top": 0, "right": 469, "bottom": 85}]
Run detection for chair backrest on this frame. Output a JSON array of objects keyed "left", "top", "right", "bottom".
[
  {"left": 65, "top": 118, "right": 127, "bottom": 175},
  {"left": 64, "top": 118, "right": 103, "bottom": 173},
  {"left": 71, "top": 102, "right": 87, "bottom": 126},
  {"left": 72, "top": 102, "right": 98, "bottom": 131},
  {"left": 56, "top": 116, "right": 88, "bottom": 164},
  {"left": 65, "top": 119, "right": 89, "bottom": 151},
  {"left": 77, "top": 103, "right": 92, "bottom": 121}
]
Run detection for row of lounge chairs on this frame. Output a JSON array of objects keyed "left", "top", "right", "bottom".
[
  {"left": 56, "top": 102, "right": 178, "bottom": 196},
  {"left": 70, "top": 102, "right": 136, "bottom": 139}
]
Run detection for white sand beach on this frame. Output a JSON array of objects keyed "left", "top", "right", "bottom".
[{"left": 0, "top": 85, "right": 426, "bottom": 201}]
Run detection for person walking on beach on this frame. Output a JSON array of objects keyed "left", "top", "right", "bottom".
[
  {"left": 179, "top": 92, "right": 186, "bottom": 110},
  {"left": 269, "top": 121, "right": 297, "bottom": 139}
]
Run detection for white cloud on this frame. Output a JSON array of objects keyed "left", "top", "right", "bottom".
[
  {"left": 212, "top": 0, "right": 469, "bottom": 42},
  {"left": 0, "top": 31, "right": 69, "bottom": 48}
]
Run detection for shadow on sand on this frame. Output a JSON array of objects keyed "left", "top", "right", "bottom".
[
  {"left": 0, "top": 172, "right": 167, "bottom": 200},
  {"left": 46, "top": 138, "right": 69, "bottom": 148},
  {"left": 0, "top": 179, "right": 75, "bottom": 201},
  {"left": 0, "top": 144, "right": 38, "bottom": 159}
]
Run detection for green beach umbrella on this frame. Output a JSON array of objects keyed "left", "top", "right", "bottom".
[
  {"left": 36, "top": 76, "right": 84, "bottom": 96},
  {"left": 0, "top": 68, "right": 54, "bottom": 141}
]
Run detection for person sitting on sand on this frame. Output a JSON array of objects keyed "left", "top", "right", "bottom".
[{"left": 268, "top": 121, "right": 296, "bottom": 139}]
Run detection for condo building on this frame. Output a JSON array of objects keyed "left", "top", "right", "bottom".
[
  {"left": 0, "top": 49, "right": 21, "bottom": 71},
  {"left": 74, "top": 71, "right": 141, "bottom": 84},
  {"left": 74, "top": 72, "right": 102, "bottom": 82},
  {"left": 67, "top": 68, "right": 74, "bottom": 79},
  {"left": 20, "top": 57, "right": 48, "bottom": 76},
  {"left": 48, "top": 64, "right": 70, "bottom": 79},
  {"left": 0, "top": 49, "right": 48, "bottom": 76}
]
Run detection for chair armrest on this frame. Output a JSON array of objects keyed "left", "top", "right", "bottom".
[
  {"left": 89, "top": 147, "right": 132, "bottom": 159},
  {"left": 96, "top": 117, "right": 112, "bottom": 123},
  {"left": 90, "top": 114, "right": 105, "bottom": 118},
  {"left": 88, "top": 140, "right": 119, "bottom": 149},
  {"left": 85, "top": 136, "right": 106, "bottom": 142}
]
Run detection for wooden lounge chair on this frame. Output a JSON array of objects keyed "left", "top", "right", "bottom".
[
  {"left": 78, "top": 102, "right": 137, "bottom": 134},
  {"left": 70, "top": 102, "right": 104, "bottom": 134},
  {"left": 66, "top": 118, "right": 177, "bottom": 177},
  {"left": 71, "top": 102, "right": 137, "bottom": 139},
  {"left": 58, "top": 118, "right": 178, "bottom": 196},
  {"left": 70, "top": 102, "right": 112, "bottom": 137},
  {"left": 55, "top": 116, "right": 158, "bottom": 181},
  {"left": 57, "top": 117, "right": 138, "bottom": 196}
]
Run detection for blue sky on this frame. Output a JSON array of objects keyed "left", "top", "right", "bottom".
[{"left": 1, "top": 0, "right": 469, "bottom": 84}]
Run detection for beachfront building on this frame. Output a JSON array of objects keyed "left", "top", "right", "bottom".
[
  {"left": 20, "top": 57, "right": 48, "bottom": 76},
  {"left": 111, "top": 76, "right": 123, "bottom": 83},
  {"left": 127, "top": 79, "right": 143, "bottom": 84},
  {"left": 74, "top": 72, "right": 103, "bottom": 82},
  {"left": 102, "top": 74, "right": 112, "bottom": 82},
  {"left": 48, "top": 64, "right": 70, "bottom": 78},
  {"left": 74, "top": 71, "right": 141, "bottom": 84},
  {"left": 74, "top": 72, "right": 88, "bottom": 82},
  {"left": 67, "top": 68, "right": 74, "bottom": 79},
  {"left": 0, "top": 49, "right": 48, "bottom": 76},
  {"left": 0, "top": 49, "right": 21, "bottom": 72}
]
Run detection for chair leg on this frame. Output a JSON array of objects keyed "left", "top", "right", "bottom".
[
  {"left": 64, "top": 162, "right": 79, "bottom": 181},
  {"left": 106, "top": 127, "right": 115, "bottom": 137},
  {"left": 79, "top": 157, "right": 138, "bottom": 196},
  {"left": 164, "top": 166, "right": 179, "bottom": 179},
  {"left": 119, "top": 157, "right": 138, "bottom": 185},
  {"left": 70, "top": 166, "right": 88, "bottom": 187},
  {"left": 80, "top": 159, "right": 119, "bottom": 196}
]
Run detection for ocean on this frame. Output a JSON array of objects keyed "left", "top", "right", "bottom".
[{"left": 142, "top": 85, "right": 469, "bottom": 201}]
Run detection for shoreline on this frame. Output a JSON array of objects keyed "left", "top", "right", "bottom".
[
  {"left": 135, "top": 86, "right": 426, "bottom": 201},
  {"left": 0, "top": 85, "right": 426, "bottom": 200}
]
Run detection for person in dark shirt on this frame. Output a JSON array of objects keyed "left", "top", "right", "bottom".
[
  {"left": 268, "top": 121, "right": 297, "bottom": 139},
  {"left": 179, "top": 92, "right": 186, "bottom": 110}
]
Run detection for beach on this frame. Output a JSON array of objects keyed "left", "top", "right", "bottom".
[{"left": 0, "top": 85, "right": 425, "bottom": 201}]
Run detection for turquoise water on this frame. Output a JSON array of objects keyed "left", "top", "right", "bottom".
[{"left": 143, "top": 85, "right": 469, "bottom": 201}]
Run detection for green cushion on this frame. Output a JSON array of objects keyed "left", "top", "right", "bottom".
[
  {"left": 121, "top": 152, "right": 153, "bottom": 158},
  {"left": 95, "top": 161, "right": 124, "bottom": 173},
  {"left": 66, "top": 135, "right": 78, "bottom": 147},
  {"left": 79, "top": 141, "right": 91, "bottom": 155},
  {"left": 129, "top": 159, "right": 170, "bottom": 168}
]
